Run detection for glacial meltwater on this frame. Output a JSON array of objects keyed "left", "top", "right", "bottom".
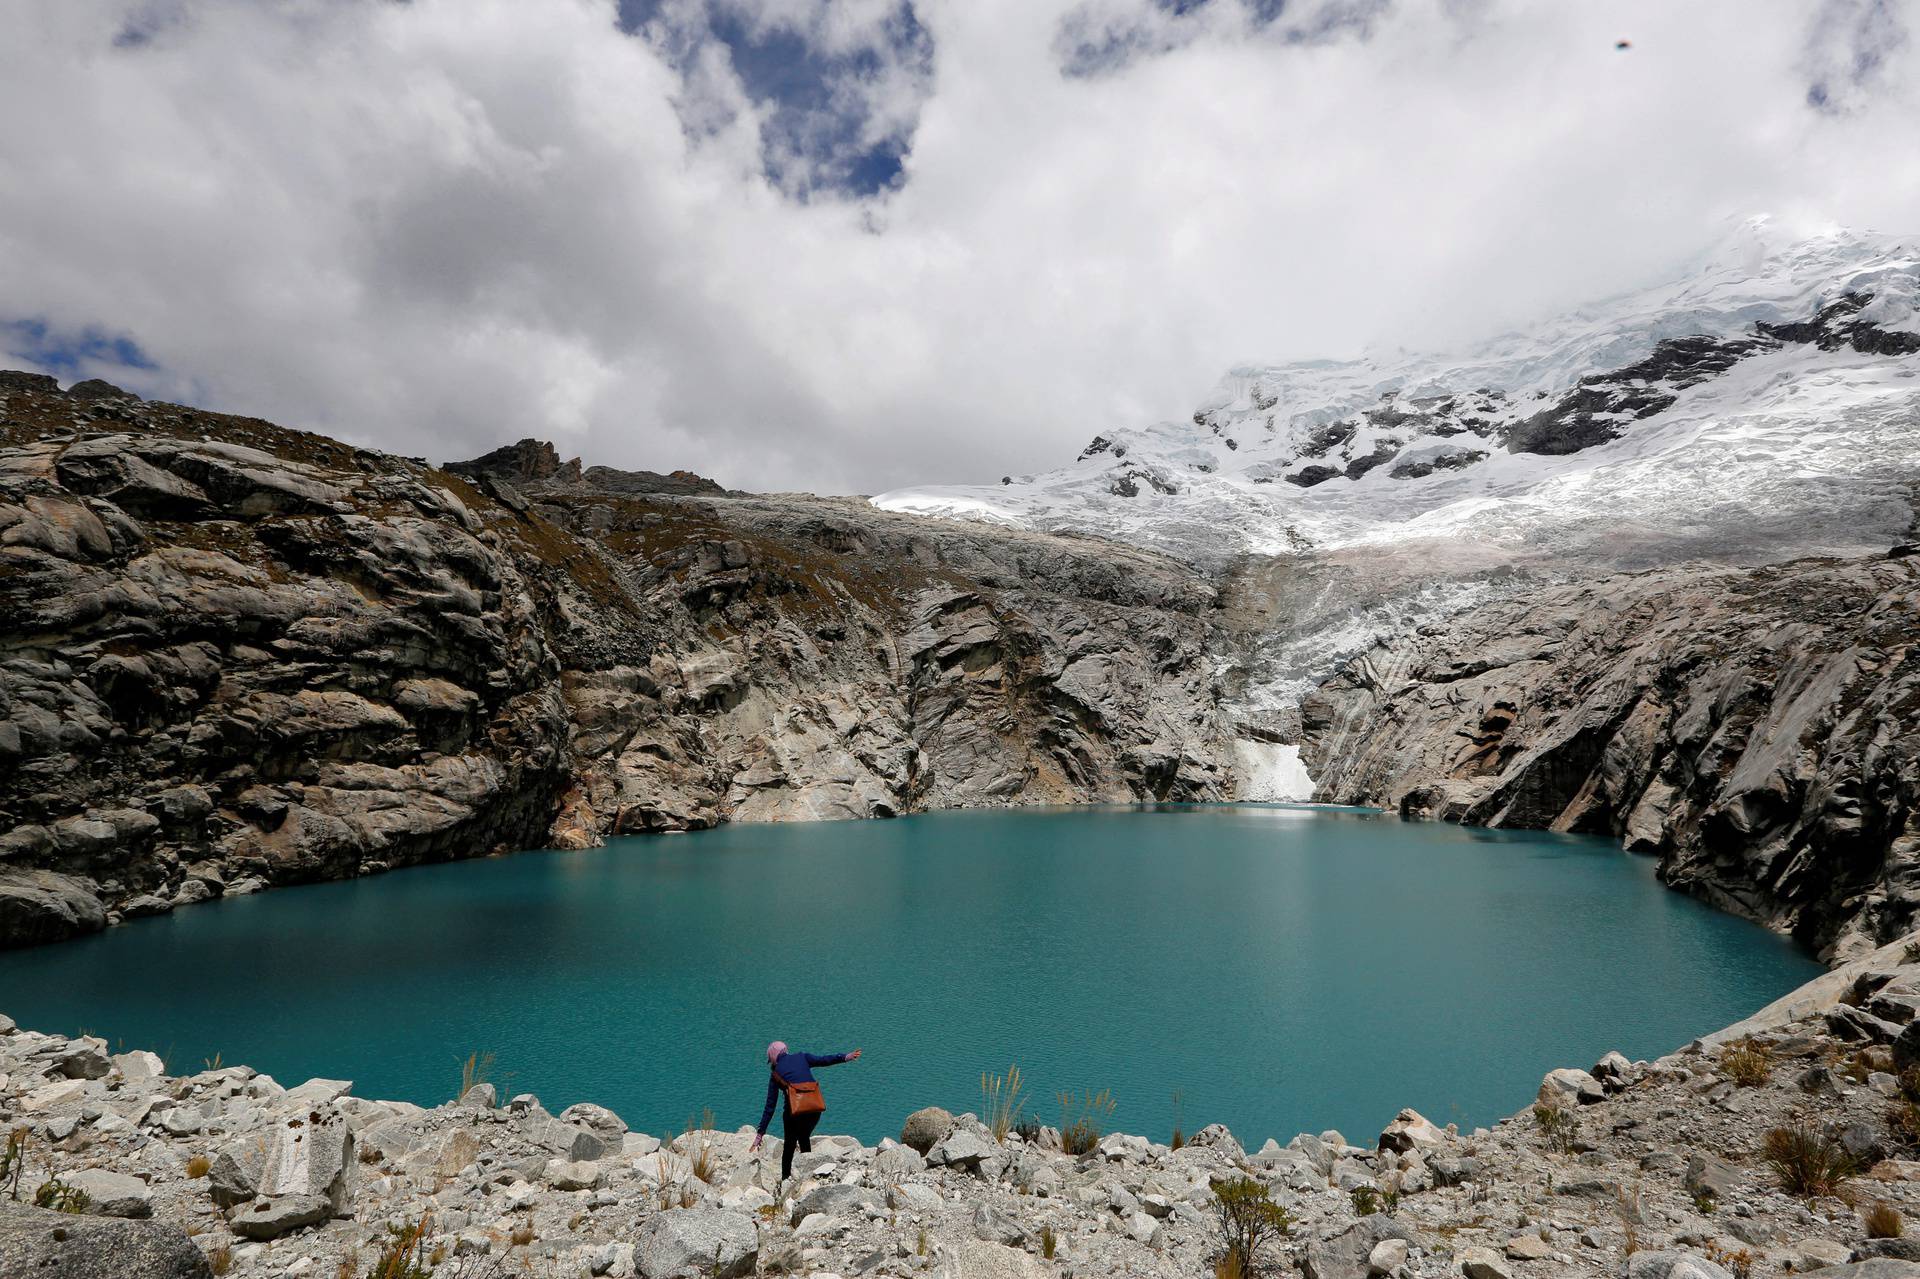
[{"left": 0, "top": 805, "right": 1819, "bottom": 1148}]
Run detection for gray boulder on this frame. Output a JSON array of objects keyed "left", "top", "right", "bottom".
[
  {"left": 1824, "top": 1263, "right": 1920, "bottom": 1277},
  {"left": 1896, "top": 1020, "right": 1920, "bottom": 1074},
  {"left": 229, "top": 1193, "right": 331, "bottom": 1241},
  {"left": 901, "top": 1106, "right": 955, "bottom": 1155},
  {"left": 1537, "top": 1068, "right": 1605, "bottom": 1107},
  {"left": 973, "top": 1203, "right": 1027, "bottom": 1246},
  {"left": 927, "top": 1128, "right": 992, "bottom": 1172},
  {"left": 559, "top": 1102, "right": 628, "bottom": 1144},
  {"left": 208, "top": 1108, "right": 354, "bottom": 1211},
  {"left": 544, "top": 1159, "right": 602, "bottom": 1191},
  {"left": 456, "top": 1082, "right": 496, "bottom": 1109},
  {"left": 789, "top": 1183, "right": 879, "bottom": 1227},
  {"left": 61, "top": 1169, "right": 154, "bottom": 1219},
  {"left": 1377, "top": 1108, "right": 1445, "bottom": 1153},
  {"left": 1459, "top": 1248, "right": 1515, "bottom": 1279},
  {"left": 1854, "top": 1244, "right": 1920, "bottom": 1263},
  {"left": 1302, "top": 1214, "right": 1415, "bottom": 1279},
  {"left": 872, "top": 1142, "right": 926, "bottom": 1179},
  {"left": 0, "top": 1199, "right": 212, "bottom": 1278},
  {"left": 526, "top": 1115, "right": 607, "bottom": 1162},
  {"left": 1286, "top": 1132, "right": 1338, "bottom": 1176},
  {"left": 54, "top": 1040, "right": 112, "bottom": 1079},
  {"left": 1683, "top": 1153, "right": 1742, "bottom": 1201},
  {"left": 635, "top": 1208, "right": 758, "bottom": 1279},
  {"left": 1184, "top": 1123, "right": 1244, "bottom": 1157},
  {"left": 0, "top": 870, "right": 106, "bottom": 947}
]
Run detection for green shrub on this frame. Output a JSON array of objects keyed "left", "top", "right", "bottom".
[
  {"left": 33, "top": 1177, "right": 90, "bottom": 1214},
  {"left": 0, "top": 1129, "right": 27, "bottom": 1200},
  {"left": 1211, "top": 1176, "right": 1292, "bottom": 1277},
  {"left": 1532, "top": 1104, "right": 1577, "bottom": 1155}
]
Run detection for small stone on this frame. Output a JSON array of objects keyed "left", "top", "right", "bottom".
[{"left": 1505, "top": 1233, "right": 1552, "bottom": 1260}]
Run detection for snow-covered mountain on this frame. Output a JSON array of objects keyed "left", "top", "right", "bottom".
[
  {"left": 874, "top": 219, "right": 1920, "bottom": 798},
  {"left": 875, "top": 219, "right": 1920, "bottom": 571}
]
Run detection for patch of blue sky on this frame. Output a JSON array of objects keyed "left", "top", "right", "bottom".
[
  {"left": 2, "top": 318, "right": 156, "bottom": 384},
  {"left": 618, "top": 0, "right": 927, "bottom": 198}
]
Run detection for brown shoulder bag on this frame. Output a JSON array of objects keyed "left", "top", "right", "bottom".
[{"left": 774, "top": 1068, "right": 826, "bottom": 1116}]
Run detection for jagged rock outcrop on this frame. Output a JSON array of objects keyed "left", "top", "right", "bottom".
[
  {"left": 0, "top": 374, "right": 1236, "bottom": 944},
  {"left": 1300, "top": 554, "right": 1920, "bottom": 958}
]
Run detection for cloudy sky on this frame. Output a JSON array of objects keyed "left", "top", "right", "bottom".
[{"left": 4, "top": 0, "right": 1917, "bottom": 493}]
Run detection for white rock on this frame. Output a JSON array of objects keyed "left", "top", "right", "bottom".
[
  {"left": 1537, "top": 1068, "right": 1604, "bottom": 1107},
  {"left": 110, "top": 1050, "right": 166, "bottom": 1081},
  {"left": 1368, "top": 1238, "right": 1409, "bottom": 1275},
  {"left": 545, "top": 1158, "right": 602, "bottom": 1191}
]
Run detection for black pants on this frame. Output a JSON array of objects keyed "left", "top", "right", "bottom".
[{"left": 781, "top": 1108, "right": 821, "bottom": 1179}]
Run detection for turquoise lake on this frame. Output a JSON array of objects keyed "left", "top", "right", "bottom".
[{"left": 0, "top": 805, "right": 1820, "bottom": 1149}]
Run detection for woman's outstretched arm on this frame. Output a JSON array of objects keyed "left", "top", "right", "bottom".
[{"left": 806, "top": 1049, "right": 862, "bottom": 1067}]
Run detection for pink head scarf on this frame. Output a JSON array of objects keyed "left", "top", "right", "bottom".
[{"left": 766, "top": 1041, "right": 788, "bottom": 1065}]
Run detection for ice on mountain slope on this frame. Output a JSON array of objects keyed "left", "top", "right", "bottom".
[
  {"left": 874, "top": 219, "right": 1920, "bottom": 569},
  {"left": 874, "top": 220, "right": 1920, "bottom": 758}
]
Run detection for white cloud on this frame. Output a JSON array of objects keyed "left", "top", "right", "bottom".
[{"left": 2, "top": 0, "right": 1916, "bottom": 493}]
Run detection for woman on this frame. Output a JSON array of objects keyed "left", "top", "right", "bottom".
[{"left": 751, "top": 1040, "right": 862, "bottom": 1181}]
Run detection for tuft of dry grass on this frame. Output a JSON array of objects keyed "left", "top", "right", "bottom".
[
  {"left": 980, "top": 1065, "right": 1027, "bottom": 1144},
  {"left": 1040, "top": 1224, "right": 1058, "bottom": 1260},
  {"left": 1057, "top": 1088, "right": 1117, "bottom": 1156},
  {"left": 685, "top": 1109, "right": 718, "bottom": 1184},
  {"left": 457, "top": 1051, "right": 496, "bottom": 1104},
  {"left": 205, "top": 1243, "right": 233, "bottom": 1276},
  {"left": 509, "top": 1222, "right": 536, "bottom": 1248},
  {"left": 185, "top": 1154, "right": 211, "bottom": 1179},
  {"left": 1704, "top": 1243, "right": 1755, "bottom": 1279},
  {"left": 1719, "top": 1038, "right": 1773, "bottom": 1087},
  {"left": 1762, "top": 1122, "right": 1859, "bottom": 1199},
  {"left": 1866, "top": 1201, "right": 1906, "bottom": 1239}
]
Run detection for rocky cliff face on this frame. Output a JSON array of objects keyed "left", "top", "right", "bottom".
[
  {"left": 1300, "top": 554, "right": 1920, "bottom": 959},
  {"left": 0, "top": 375, "right": 1236, "bottom": 946}
]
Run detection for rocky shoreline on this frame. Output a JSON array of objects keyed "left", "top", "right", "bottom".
[{"left": 10, "top": 934, "right": 1920, "bottom": 1279}]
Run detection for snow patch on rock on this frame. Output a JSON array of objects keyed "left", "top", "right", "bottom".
[{"left": 1232, "top": 740, "right": 1314, "bottom": 802}]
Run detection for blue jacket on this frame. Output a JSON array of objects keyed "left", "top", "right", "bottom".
[{"left": 758, "top": 1051, "right": 849, "bottom": 1136}]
